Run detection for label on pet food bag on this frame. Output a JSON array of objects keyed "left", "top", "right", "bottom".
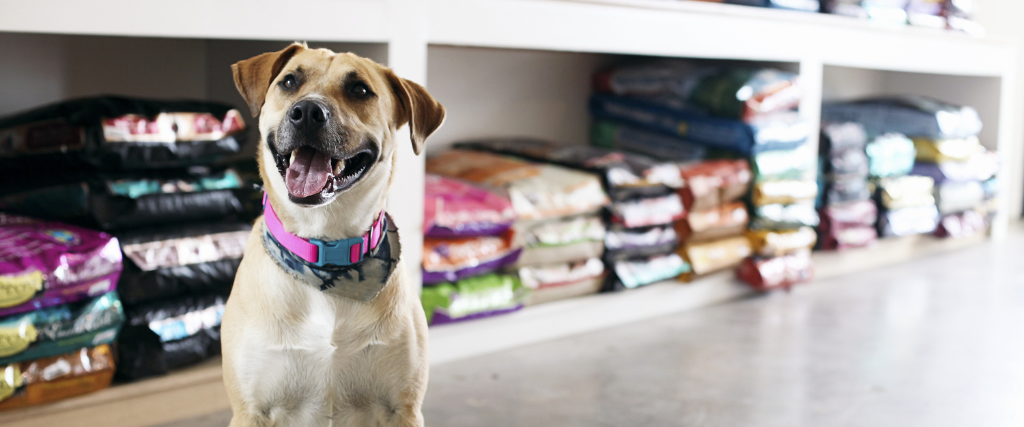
[
  {"left": 101, "top": 110, "right": 245, "bottom": 144},
  {"left": 0, "top": 119, "right": 85, "bottom": 158},
  {"left": 0, "top": 316, "right": 38, "bottom": 358},
  {"left": 0, "top": 271, "right": 44, "bottom": 308},
  {"left": 122, "top": 231, "right": 249, "bottom": 271},
  {"left": 0, "top": 365, "right": 22, "bottom": 402},
  {"left": 148, "top": 302, "right": 224, "bottom": 342}
]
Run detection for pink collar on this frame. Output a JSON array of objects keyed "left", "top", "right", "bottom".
[{"left": 263, "top": 194, "right": 386, "bottom": 267}]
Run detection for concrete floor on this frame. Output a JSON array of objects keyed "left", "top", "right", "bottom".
[{"left": 159, "top": 234, "right": 1024, "bottom": 427}]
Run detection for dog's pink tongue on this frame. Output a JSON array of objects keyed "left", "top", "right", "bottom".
[{"left": 286, "top": 146, "right": 333, "bottom": 198}]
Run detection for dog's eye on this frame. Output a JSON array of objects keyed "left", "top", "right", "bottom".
[
  {"left": 281, "top": 74, "right": 298, "bottom": 90},
  {"left": 348, "top": 82, "right": 371, "bottom": 98}
]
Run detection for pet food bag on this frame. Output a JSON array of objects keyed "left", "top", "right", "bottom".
[
  {"left": 514, "top": 216, "right": 607, "bottom": 266},
  {"left": 608, "top": 193, "right": 685, "bottom": 229},
  {"left": 593, "top": 66, "right": 802, "bottom": 121},
  {"left": 819, "top": 122, "right": 871, "bottom": 208},
  {"left": 935, "top": 209, "right": 987, "bottom": 239},
  {"left": 0, "top": 344, "right": 115, "bottom": 411},
  {"left": 750, "top": 202, "right": 820, "bottom": 230},
  {"left": 678, "top": 160, "right": 752, "bottom": 212},
  {"left": 822, "top": 122, "right": 869, "bottom": 154},
  {"left": 945, "top": 0, "right": 984, "bottom": 35},
  {"left": 117, "top": 294, "right": 225, "bottom": 380},
  {"left": 0, "top": 96, "right": 247, "bottom": 172},
  {"left": 606, "top": 253, "right": 691, "bottom": 291},
  {"left": 866, "top": 133, "right": 917, "bottom": 178},
  {"left": 0, "top": 213, "right": 122, "bottom": 317},
  {"left": 423, "top": 174, "right": 516, "bottom": 238},
  {"left": 878, "top": 205, "right": 940, "bottom": 237},
  {"left": 724, "top": 0, "right": 821, "bottom": 11},
  {"left": 426, "top": 150, "right": 609, "bottom": 222},
  {"left": 116, "top": 223, "right": 250, "bottom": 306},
  {"left": 823, "top": 0, "right": 868, "bottom": 18},
  {"left": 747, "top": 227, "right": 817, "bottom": 257},
  {"left": 822, "top": 96, "right": 982, "bottom": 140},
  {"left": 673, "top": 202, "right": 749, "bottom": 243},
  {"left": 519, "top": 258, "right": 606, "bottom": 305},
  {"left": 591, "top": 120, "right": 706, "bottom": 164},
  {"left": 0, "top": 168, "right": 257, "bottom": 230},
  {"left": 736, "top": 250, "right": 814, "bottom": 291},
  {"left": 422, "top": 231, "right": 522, "bottom": 285},
  {"left": 752, "top": 144, "right": 817, "bottom": 182},
  {"left": 862, "top": 0, "right": 911, "bottom": 24},
  {"left": 752, "top": 180, "right": 819, "bottom": 206},
  {"left": 0, "top": 292, "right": 123, "bottom": 365},
  {"left": 913, "top": 136, "right": 982, "bottom": 163},
  {"left": 590, "top": 94, "right": 810, "bottom": 155},
  {"left": 910, "top": 152, "right": 998, "bottom": 184},
  {"left": 823, "top": 176, "right": 872, "bottom": 206},
  {"left": 604, "top": 225, "right": 680, "bottom": 263},
  {"left": 822, "top": 145, "right": 870, "bottom": 179},
  {"left": 818, "top": 200, "right": 879, "bottom": 250},
  {"left": 679, "top": 236, "right": 752, "bottom": 276},
  {"left": 934, "top": 181, "right": 985, "bottom": 215},
  {"left": 906, "top": 0, "right": 946, "bottom": 27},
  {"left": 876, "top": 176, "right": 936, "bottom": 210},
  {"left": 421, "top": 274, "right": 528, "bottom": 326},
  {"left": 454, "top": 139, "right": 683, "bottom": 201}
]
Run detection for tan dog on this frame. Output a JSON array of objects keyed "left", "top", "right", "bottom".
[{"left": 221, "top": 43, "right": 444, "bottom": 427}]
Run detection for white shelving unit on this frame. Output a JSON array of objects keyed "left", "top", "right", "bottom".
[{"left": 0, "top": 1, "right": 1018, "bottom": 425}]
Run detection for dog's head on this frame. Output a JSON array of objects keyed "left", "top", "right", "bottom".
[{"left": 232, "top": 43, "right": 444, "bottom": 237}]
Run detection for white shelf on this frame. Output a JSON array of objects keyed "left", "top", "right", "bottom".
[
  {"left": 428, "top": 0, "right": 1015, "bottom": 77},
  {"left": 1, "top": 0, "right": 1016, "bottom": 76},
  {"left": 0, "top": 0, "right": 390, "bottom": 42}
]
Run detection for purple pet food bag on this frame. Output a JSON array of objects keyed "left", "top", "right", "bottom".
[
  {"left": 423, "top": 174, "right": 516, "bottom": 238},
  {"left": 0, "top": 213, "right": 122, "bottom": 317}
]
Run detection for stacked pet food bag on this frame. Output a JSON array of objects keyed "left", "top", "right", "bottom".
[
  {"left": 695, "top": 0, "right": 984, "bottom": 34},
  {"left": 0, "top": 214, "right": 123, "bottom": 409},
  {"left": 423, "top": 148, "right": 610, "bottom": 324},
  {"left": 822, "top": 96, "right": 994, "bottom": 240},
  {"left": 591, "top": 64, "right": 817, "bottom": 291},
  {"left": 419, "top": 173, "right": 523, "bottom": 325},
  {"left": 816, "top": 122, "right": 879, "bottom": 250},
  {"left": 0, "top": 96, "right": 257, "bottom": 394},
  {"left": 690, "top": 0, "right": 821, "bottom": 13},
  {"left": 820, "top": 0, "right": 982, "bottom": 34},
  {"left": 453, "top": 139, "right": 692, "bottom": 293}
]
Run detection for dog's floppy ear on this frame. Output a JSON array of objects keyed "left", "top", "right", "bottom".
[
  {"left": 387, "top": 71, "right": 446, "bottom": 155},
  {"left": 232, "top": 43, "right": 305, "bottom": 118}
]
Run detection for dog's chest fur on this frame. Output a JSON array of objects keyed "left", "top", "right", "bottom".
[{"left": 222, "top": 223, "right": 425, "bottom": 427}]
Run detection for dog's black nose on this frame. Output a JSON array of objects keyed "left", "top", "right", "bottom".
[{"left": 288, "top": 100, "right": 330, "bottom": 133}]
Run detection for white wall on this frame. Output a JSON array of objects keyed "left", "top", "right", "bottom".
[
  {"left": 425, "top": 46, "right": 609, "bottom": 154},
  {"left": 975, "top": 0, "right": 1024, "bottom": 217},
  {"left": 0, "top": 33, "right": 208, "bottom": 116},
  {"left": 0, "top": 32, "right": 387, "bottom": 118},
  {"left": 0, "top": 33, "right": 64, "bottom": 116}
]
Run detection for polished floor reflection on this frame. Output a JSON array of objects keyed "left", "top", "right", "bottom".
[
  {"left": 422, "top": 234, "right": 1024, "bottom": 427},
  {"left": 158, "top": 232, "right": 1024, "bottom": 427}
]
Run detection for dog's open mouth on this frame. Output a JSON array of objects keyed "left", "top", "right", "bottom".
[{"left": 277, "top": 146, "right": 375, "bottom": 204}]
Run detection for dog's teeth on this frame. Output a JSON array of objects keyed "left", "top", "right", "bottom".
[
  {"left": 333, "top": 158, "right": 346, "bottom": 175},
  {"left": 290, "top": 150, "right": 297, "bottom": 165}
]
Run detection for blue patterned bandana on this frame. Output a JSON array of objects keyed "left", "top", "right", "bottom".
[{"left": 261, "top": 214, "right": 401, "bottom": 302}]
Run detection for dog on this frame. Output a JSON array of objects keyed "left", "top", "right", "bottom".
[{"left": 220, "top": 43, "right": 445, "bottom": 427}]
